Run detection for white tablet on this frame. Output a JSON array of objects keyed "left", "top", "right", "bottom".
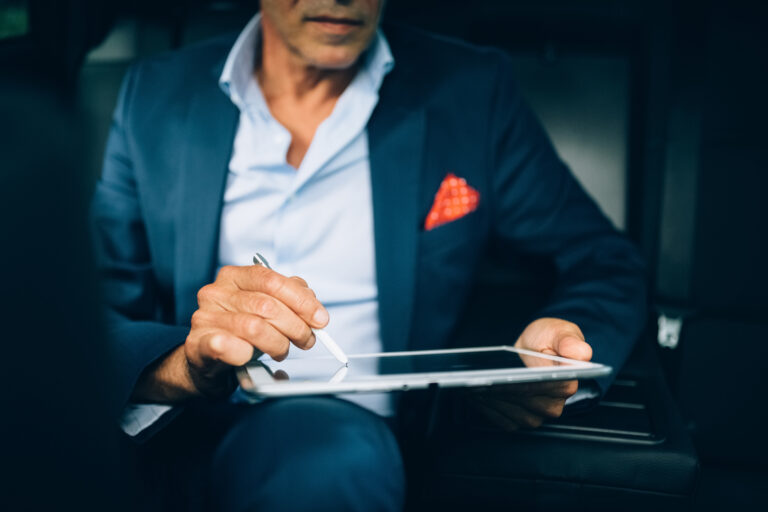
[{"left": 236, "top": 345, "right": 611, "bottom": 399}]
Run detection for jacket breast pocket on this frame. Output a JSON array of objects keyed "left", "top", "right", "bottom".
[{"left": 418, "top": 211, "right": 482, "bottom": 260}]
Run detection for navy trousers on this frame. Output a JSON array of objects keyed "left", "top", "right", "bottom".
[{"left": 131, "top": 397, "right": 405, "bottom": 512}]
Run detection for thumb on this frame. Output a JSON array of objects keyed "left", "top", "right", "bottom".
[{"left": 554, "top": 335, "right": 593, "bottom": 362}]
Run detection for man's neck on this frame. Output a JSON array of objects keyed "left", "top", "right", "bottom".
[{"left": 256, "top": 18, "right": 358, "bottom": 106}]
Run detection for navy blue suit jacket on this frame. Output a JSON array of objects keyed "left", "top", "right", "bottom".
[{"left": 92, "top": 25, "right": 647, "bottom": 413}]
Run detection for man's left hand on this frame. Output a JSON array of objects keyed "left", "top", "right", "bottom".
[{"left": 466, "top": 317, "right": 592, "bottom": 431}]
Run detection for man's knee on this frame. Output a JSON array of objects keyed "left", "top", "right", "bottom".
[{"left": 210, "top": 398, "right": 404, "bottom": 512}]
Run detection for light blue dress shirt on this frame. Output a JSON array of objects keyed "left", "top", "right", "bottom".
[
  {"left": 219, "top": 13, "right": 395, "bottom": 414},
  {"left": 122, "top": 14, "right": 395, "bottom": 436}
]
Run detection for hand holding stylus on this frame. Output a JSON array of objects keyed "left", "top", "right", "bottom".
[
  {"left": 253, "top": 253, "right": 348, "bottom": 365},
  {"left": 131, "top": 252, "right": 338, "bottom": 402},
  {"left": 151, "top": 261, "right": 330, "bottom": 400}
]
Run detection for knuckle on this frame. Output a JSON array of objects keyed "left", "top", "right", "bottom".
[
  {"left": 184, "top": 333, "right": 196, "bottom": 351},
  {"left": 290, "top": 276, "right": 308, "bottom": 287},
  {"left": 294, "top": 289, "right": 317, "bottom": 314},
  {"left": 190, "top": 310, "right": 205, "bottom": 328},
  {"left": 252, "top": 296, "right": 275, "bottom": 318},
  {"left": 216, "top": 265, "right": 235, "bottom": 281},
  {"left": 242, "top": 316, "right": 264, "bottom": 340},
  {"left": 206, "top": 334, "right": 226, "bottom": 359},
  {"left": 262, "top": 272, "right": 285, "bottom": 295},
  {"left": 197, "top": 284, "right": 213, "bottom": 304}
]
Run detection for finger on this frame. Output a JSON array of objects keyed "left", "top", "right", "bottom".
[
  {"left": 289, "top": 276, "right": 310, "bottom": 290},
  {"left": 501, "top": 380, "right": 578, "bottom": 399},
  {"left": 197, "top": 282, "right": 318, "bottom": 341},
  {"left": 554, "top": 336, "right": 593, "bottom": 362},
  {"left": 471, "top": 379, "right": 576, "bottom": 398},
  {"left": 196, "top": 283, "right": 232, "bottom": 312},
  {"left": 514, "top": 395, "right": 566, "bottom": 419},
  {"left": 197, "top": 329, "right": 256, "bottom": 367},
  {"left": 514, "top": 318, "right": 584, "bottom": 355},
  {"left": 480, "top": 397, "right": 545, "bottom": 429},
  {"left": 560, "top": 379, "right": 579, "bottom": 397},
  {"left": 273, "top": 369, "right": 290, "bottom": 381},
  {"left": 193, "top": 309, "right": 291, "bottom": 361},
  {"left": 532, "top": 379, "right": 579, "bottom": 398},
  {"left": 230, "top": 291, "right": 316, "bottom": 349},
  {"left": 467, "top": 398, "right": 520, "bottom": 432},
  {"left": 221, "top": 266, "right": 329, "bottom": 329}
]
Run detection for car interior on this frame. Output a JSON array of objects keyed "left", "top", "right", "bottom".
[{"left": 2, "top": 0, "right": 766, "bottom": 510}]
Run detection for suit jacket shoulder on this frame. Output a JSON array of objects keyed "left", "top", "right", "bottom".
[
  {"left": 381, "top": 23, "right": 517, "bottom": 109},
  {"left": 120, "top": 33, "right": 237, "bottom": 131}
]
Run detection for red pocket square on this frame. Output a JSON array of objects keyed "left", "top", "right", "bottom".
[{"left": 424, "top": 173, "right": 480, "bottom": 231}]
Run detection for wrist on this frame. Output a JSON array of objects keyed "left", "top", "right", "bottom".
[{"left": 131, "top": 346, "right": 201, "bottom": 404}]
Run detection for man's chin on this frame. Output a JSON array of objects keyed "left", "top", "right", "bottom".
[{"left": 302, "top": 46, "right": 366, "bottom": 70}]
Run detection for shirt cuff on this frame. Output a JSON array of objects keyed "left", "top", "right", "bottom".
[
  {"left": 120, "top": 403, "right": 180, "bottom": 438},
  {"left": 565, "top": 385, "right": 600, "bottom": 406},
  {"left": 562, "top": 379, "right": 602, "bottom": 414}
]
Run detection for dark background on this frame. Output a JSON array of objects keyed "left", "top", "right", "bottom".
[{"left": 1, "top": 0, "right": 766, "bottom": 510}]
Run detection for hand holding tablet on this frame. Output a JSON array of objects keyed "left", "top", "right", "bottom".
[{"left": 469, "top": 317, "right": 596, "bottom": 430}]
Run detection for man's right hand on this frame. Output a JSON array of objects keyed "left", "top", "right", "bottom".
[{"left": 131, "top": 265, "right": 328, "bottom": 403}]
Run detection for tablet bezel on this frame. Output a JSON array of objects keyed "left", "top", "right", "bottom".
[{"left": 236, "top": 345, "right": 611, "bottom": 399}]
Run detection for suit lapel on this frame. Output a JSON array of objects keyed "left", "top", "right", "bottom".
[
  {"left": 174, "top": 61, "right": 239, "bottom": 325},
  {"left": 368, "top": 103, "right": 426, "bottom": 353}
]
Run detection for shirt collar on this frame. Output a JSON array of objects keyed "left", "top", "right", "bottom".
[
  {"left": 218, "top": 13, "right": 394, "bottom": 112},
  {"left": 218, "top": 13, "right": 261, "bottom": 110}
]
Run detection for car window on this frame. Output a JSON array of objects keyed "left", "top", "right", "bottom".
[{"left": 0, "top": 0, "right": 29, "bottom": 40}]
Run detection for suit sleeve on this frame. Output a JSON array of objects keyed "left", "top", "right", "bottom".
[
  {"left": 487, "top": 55, "right": 648, "bottom": 392},
  {"left": 91, "top": 64, "right": 189, "bottom": 433}
]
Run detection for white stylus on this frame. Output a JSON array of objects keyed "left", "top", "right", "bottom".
[
  {"left": 253, "top": 253, "right": 349, "bottom": 365},
  {"left": 329, "top": 364, "right": 349, "bottom": 383}
]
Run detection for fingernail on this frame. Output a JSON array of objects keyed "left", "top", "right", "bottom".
[
  {"left": 313, "top": 308, "right": 329, "bottom": 326},
  {"left": 306, "top": 333, "right": 317, "bottom": 349}
]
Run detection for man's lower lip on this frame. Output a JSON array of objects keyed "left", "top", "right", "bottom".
[{"left": 307, "top": 20, "right": 360, "bottom": 35}]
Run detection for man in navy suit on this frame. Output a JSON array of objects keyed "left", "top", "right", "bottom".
[{"left": 92, "top": 0, "right": 646, "bottom": 510}]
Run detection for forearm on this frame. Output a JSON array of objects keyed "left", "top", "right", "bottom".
[
  {"left": 106, "top": 320, "right": 192, "bottom": 410},
  {"left": 537, "top": 251, "right": 648, "bottom": 392},
  {"left": 131, "top": 343, "right": 239, "bottom": 404},
  {"left": 541, "top": 242, "right": 647, "bottom": 335},
  {"left": 104, "top": 320, "right": 192, "bottom": 439},
  {"left": 486, "top": 57, "right": 648, "bottom": 373}
]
